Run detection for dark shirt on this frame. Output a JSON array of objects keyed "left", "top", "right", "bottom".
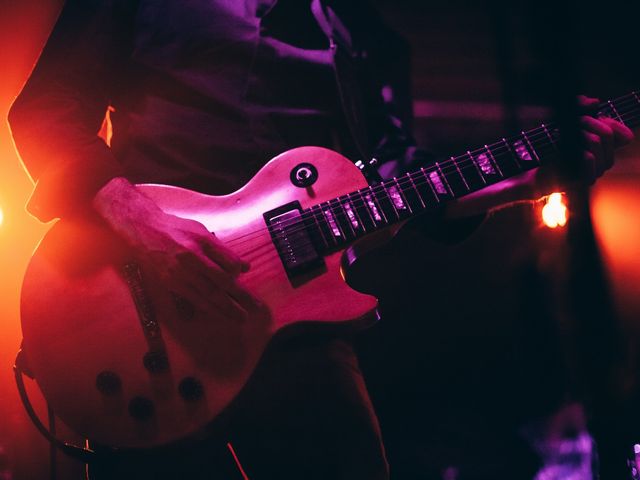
[{"left": 9, "top": 0, "right": 417, "bottom": 222}]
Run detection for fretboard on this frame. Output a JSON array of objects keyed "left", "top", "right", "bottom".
[{"left": 303, "top": 91, "right": 640, "bottom": 253}]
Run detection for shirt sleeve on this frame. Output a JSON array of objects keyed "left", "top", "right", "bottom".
[{"left": 8, "top": 0, "right": 137, "bottom": 222}]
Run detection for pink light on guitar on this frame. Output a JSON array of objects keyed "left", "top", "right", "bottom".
[{"left": 542, "top": 192, "right": 568, "bottom": 228}]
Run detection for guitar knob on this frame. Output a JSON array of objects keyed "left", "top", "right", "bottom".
[
  {"left": 95, "top": 371, "right": 122, "bottom": 396},
  {"left": 178, "top": 377, "right": 204, "bottom": 402},
  {"left": 143, "top": 350, "right": 169, "bottom": 374}
]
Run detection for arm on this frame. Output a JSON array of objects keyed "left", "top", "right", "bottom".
[
  {"left": 93, "top": 178, "right": 256, "bottom": 321},
  {"left": 347, "top": 6, "right": 634, "bottom": 218},
  {"left": 10, "top": 0, "right": 258, "bottom": 319},
  {"left": 446, "top": 108, "right": 635, "bottom": 218},
  {"left": 8, "top": 0, "right": 134, "bottom": 221}
]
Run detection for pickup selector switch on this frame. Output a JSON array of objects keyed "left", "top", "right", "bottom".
[{"left": 290, "top": 163, "right": 318, "bottom": 188}]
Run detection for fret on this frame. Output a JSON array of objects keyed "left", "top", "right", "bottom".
[
  {"left": 402, "top": 173, "right": 426, "bottom": 210},
  {"left": 299, "top": 89, "right": 640, "bottom": 254},
  {"left": 419, "top": 168, "right": 440, "bottom": 204},
  {"left": 489, "top": 141, "right": 522, "bottom": 177},
  {"left": 392, "top": 178, "right": 413, "bottom": 214},
  {"left": 435, "top": 162, "right": 454, "bottom": 197},
  {"left": 451, "top": 157, "right": 469, "bottom": 192},
  {"left": 422, "top": 165, "right": 451, "bottom": 202},
  {"left": 626, "top": 91, "right": 640, "bottom": 128},
  {"left": 371, "top": 184, "right": 400, "bottom": 223},
  {"left": 529, "top": 125, "right": 558, "bottom": 161},
  {"left": 542, "top": 123, "right": 559, "bottom": 152},
  {"left": 322, "top": 202, "right": 345, "bottom": 241},
  {"left": 344, "top": 193, "right": 365, "bottom": 233},
  {"left": 366, "top": 186, "right": 388, "bottom": 224},
  {"left": 459, "top": 152, "right": 486, "bottom": 191},
  {"left": 521, "top": 131, "right": 541, "bottom": 164},
  {"left": 424, "top": 168, "right": 443, "bottom": 201},
  {"left": 310, "top": 205, "right": 338, "bottom": 247},
  {"left": 509, "top": 137, "right": 536, "bottom": 169},
  {"left": 469, "top": 148, "right": 501, "bottom": 185},
  {"left": 484, "top": 144, "right": 504, "bottom": 177},
  {"left": 330, "top": 198, "right": 355, "bottom": 240},
  {"left": 608, "top": 100, "right": 623, "bottom": 124},
  {"left": 501, "top": 138, "right": 521, "bottom": 169},
  {"left": 529, "top": 127, "right": 558, "bottom": 164},
  {"left": 351, "top": 190, "right": 378, "bottom": 232},
  {"left": 305, "top": 207, "right": 330, "bottom": 251},
  {"left": 484, "top": 145, "right": 503, "bottom": 176},
  {"left": 382, "top": 182, "right": 406, "bottom": 220},
  {"left": 617, "top": 94, "right": 634, "bottom": 124},
  {"left": 439, "top": 158, "right": 468, "bottom": 197}
]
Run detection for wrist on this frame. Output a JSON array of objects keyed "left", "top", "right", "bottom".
[{"left": 92, "top": 177, "right": 165, "bottom": 235}]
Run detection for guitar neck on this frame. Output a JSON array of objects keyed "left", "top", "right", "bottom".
[{"left": 302, "top": 91, "right": 640, "bottom": 253}]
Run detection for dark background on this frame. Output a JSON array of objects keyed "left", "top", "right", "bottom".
[{"left": 0, "top": 1, "right": 639, "bottom": 478}]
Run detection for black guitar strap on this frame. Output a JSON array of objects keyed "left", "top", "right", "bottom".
[{"left": 310, "top": 0, "right": 373, "bottom": 166}]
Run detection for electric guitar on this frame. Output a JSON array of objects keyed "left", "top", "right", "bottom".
[{"left": 20, "top": 92, "right": 640, "bottom": 448}]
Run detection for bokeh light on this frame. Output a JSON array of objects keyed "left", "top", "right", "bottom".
[{"left": 542, "top": 192, "right": 568, "bottom": 228}]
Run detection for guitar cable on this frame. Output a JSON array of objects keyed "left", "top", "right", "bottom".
[{"left": 13, "top": 346, "right": 96, "bottom": 471}]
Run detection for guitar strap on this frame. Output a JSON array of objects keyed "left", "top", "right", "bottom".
[{"left": 310, "top": 0, "right": 373, "bottom": 165}]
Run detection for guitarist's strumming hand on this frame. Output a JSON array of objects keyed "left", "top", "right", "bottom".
[
  {"left": 92, "top": 177, "right": 259, "bottom": 322},
  {"left": 447, "top": 95, "right": 635, "bottom": 217}
]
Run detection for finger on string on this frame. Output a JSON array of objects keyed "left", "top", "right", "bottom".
[
  {"left": 183, "top": 273, "right": 247, "bottom": 322},
  {"left": 201, "top": 236, "right": 250, "bottom": 275},
  {"left": 583, "top": 151, "right": 597, "bottom": 185},
  {"left": 193, "top": 257, "right": 263, "bottom": 309},
  {"left": 183, "top": 252, "right": 240, "bottom": 291},
  {"left": 581, "top": 115, "right": 614, "bottom": 140},
  {"left": 582, "top": 117, "right": 614, "bottom": 170},
  {"left": 227, "top": 283, "right": 264, "bottom": 313},
  {"left": 191, "top": 254, "right": 262, "bottom": 310},
  {"left": 578, "top": 95, "right": 600, "bottom": 109},
  {"left": 215, "top": 101, "right": 637, "bottom": 247},
  {"left": 599, "top": 116, "right": 634, "bottom": 146},
  {"left": 168, "top": 282, "right": 211, "bottom": 317},
  {"left": 584, "top": 131, "right": 605, "bottom": 166}
]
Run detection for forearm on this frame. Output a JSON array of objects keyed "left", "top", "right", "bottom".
[
  {"left": 9, "top": 97, "right": 123, "bottom": 221},
  {"left": 9, "top": 0, "right": 135, "bottom": 222},
  {"left": 92, "top": 177, "right": 170, "bottom": 250}
]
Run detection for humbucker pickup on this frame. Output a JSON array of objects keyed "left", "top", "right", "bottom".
[{"left": 264, "top": 201, "right": 324, "bottom": 282}]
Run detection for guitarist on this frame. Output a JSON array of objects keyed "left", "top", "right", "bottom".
[{"left": 8, "top": 0, "right": 632, "bottom": 478}]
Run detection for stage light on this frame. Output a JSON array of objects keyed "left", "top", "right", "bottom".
[{"left": 542, "top": 192, "right": 568, "bottom": 228}]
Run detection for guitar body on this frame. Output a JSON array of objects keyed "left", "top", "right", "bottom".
[{"left": 20, "top": 147, "right": 381, "bottom": 448}]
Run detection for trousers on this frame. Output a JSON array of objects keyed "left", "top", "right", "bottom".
[{"left": 88, "top": 337, "right": 389, "bottom": 480}]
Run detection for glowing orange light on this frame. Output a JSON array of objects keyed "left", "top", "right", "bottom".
[
  {"left": 542, "top": 192, "right": 568, "bottom": 228},
  {"left": 0, "top": 206, "right": 3, "bottom": 227}
]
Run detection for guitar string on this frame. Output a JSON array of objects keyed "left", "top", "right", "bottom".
[
  {"left": 224, "top": 92, "right": 640, "bottom": 248},
  {"left": 228, "top": 109, "right": 640, "bottom": 256},
  {"left": 227, "top": 106, "right": 640, "bottom": 258},
  {"left": 222, "top": 94, "right": 640, "bottom": 251},
  {"left": 233, "top": 102, "right": 640, "bottom": 267},
  {"left": 230, "top": 112, "right": 640, "bottom": 264},
  {"left": 223, "top": 93, "right": 640, "bottom": 248},
  {"left": 229, "top": 117, "right": 638, "bottom": 257}
]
